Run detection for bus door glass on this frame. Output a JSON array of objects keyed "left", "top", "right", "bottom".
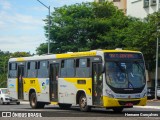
[
  {"left": 17, "top": 65, "right": 24, "bottom": 99},
  {"left": 92, "top": 62, "right": 103, "bottom": 105},
  {"left": 50, "top": 63, "right": 59, "bottom": 102}
]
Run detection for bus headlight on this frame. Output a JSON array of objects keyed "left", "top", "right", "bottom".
[{"left": 105, "top": 90, "right": 114, "bottom": 98}]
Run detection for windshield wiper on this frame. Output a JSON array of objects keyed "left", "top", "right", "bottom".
[{"left": 134, "top": 61, "right": 144, "bottom": 72}]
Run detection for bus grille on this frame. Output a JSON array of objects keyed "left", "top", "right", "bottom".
[{"left": 118, "top": 100, "right": 140, "bottom": 105}]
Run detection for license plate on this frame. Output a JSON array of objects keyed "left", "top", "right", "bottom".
[{"left": 125, "top": 103, "right": 133, "bottom": 106}]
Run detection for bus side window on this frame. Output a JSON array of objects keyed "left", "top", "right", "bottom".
[
  {"left": 27, "top": 61, "right": 37, "bottom": 78},
  {"left": 76, "top": 58, "right": 90, "bottom": 78},
  {"left": 37, "top": 61, "right": 49, "bottom": 78},
  {"left": 60, "top": 60, "right": 66, "bottom": 77},
  {"left": 66, "top": 59, "right": 75, "bottom": 77},
  {"left": 60, "top": 59, "right": 75, "bottom": 77},
  {"left": 8, "top": 63, "right": 17, "bottom": 78}
]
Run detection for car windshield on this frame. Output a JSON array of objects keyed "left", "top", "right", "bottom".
[
  {"left": 105, "top": 61, "right": 146, "bottom": 89},
  {"left": 1, "top": 89, "right": 8, "bottom": 94}
]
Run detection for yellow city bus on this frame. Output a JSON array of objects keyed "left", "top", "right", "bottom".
[{"left": 7, "top": 49, "right": 147, "bottom": 112}]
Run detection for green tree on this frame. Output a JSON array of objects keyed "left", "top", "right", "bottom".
[
  {"left": 37, "top": 1, "right": 159, "bottom": 71},
  {"left": 0, "top": 50, "right": 10, "bottom": 87},
  {"left": 37, "top": 2, "right": 130, "bottom": 54},
  {"left": 123, "top": 13, "right": 160, "bottom": 71},
  {"left": 11, "top": 51, "right": 31, "bottom": 58},
  {"left": 36, "top": 43, "right": 48, "bottom": 55}
]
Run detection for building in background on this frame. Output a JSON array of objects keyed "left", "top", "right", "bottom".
[
  {"left": 95, "top": 0, "right": 127, "bottom": 14},
  {"left": 127, "top": 0, "right": 160, "bottom": 88},
  {"left": 127, "top": 0, "right": 159, "bottom": 19},
  {"left": 95, "top": 0, "right": 159, "bottom": 18}
]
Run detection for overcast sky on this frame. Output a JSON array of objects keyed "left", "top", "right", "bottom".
[{"left": 0, "top": 0, "right": 93, "bottom": 54}]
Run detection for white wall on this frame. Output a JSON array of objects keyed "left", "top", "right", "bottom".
[{"left": 127, "top": 0, "right": 158, "bottom": 19}]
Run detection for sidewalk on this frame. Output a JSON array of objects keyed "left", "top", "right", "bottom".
[
  {"left": 20, "top": 101, "right": 29, "bottom": 104},
  {"left": 134, "top": 100, "right": 160, "bottom": 109}
]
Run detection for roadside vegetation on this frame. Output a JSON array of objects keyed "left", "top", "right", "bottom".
[{"left": 37, "top": 1, "right": 160, "bottom": 71}]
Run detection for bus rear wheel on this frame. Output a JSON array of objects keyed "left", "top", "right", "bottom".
[
  {"left": 30, "top": 92, "right": 45, "bottom": 109},
  {"left": 79, "top": 94, "right": 91, "bottom": 112},
  {"left": 59, "top": 103, "right": 72, "bottom": 109}
]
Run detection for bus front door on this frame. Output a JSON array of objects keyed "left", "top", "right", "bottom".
[
  {"left": 92, "top": 62, "right": 103, "bottom": 106},
  {"left": 50, "top": 63, "right": 59, "bottom": 102},
  {"left": 17, "top": 65, "right": 24, "bottom": 99}
]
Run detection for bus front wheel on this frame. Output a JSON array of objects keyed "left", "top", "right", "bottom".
[{"left": 79, "top": 94, "right": 91, "bottom": 112}]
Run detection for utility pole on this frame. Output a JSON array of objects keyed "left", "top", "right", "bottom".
[
  {"left": 155, "top": 0, "right": 159, "bottom": 100},
  {"left": 37, "top": 0, "right": 50, "bottom": 54}
]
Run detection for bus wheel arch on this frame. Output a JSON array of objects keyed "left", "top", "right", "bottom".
[
  {"left": 76, "top": 90, "right": 91, "bottom": 112},
  {"left": 29, "top": 89, "right": 45, "bottom": 109}
]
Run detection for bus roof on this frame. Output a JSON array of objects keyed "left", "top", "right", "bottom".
[{"left": 9, "top": 49, "right": 141, "bottom": 62}]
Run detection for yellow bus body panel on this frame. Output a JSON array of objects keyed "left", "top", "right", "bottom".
[
  {"left": 56, "top": 52, "right": 96, "bottom": 59},
  {"left": 16, "top": 58, "right": 25, "bottom": 62},
  {"left": 64, "top": 78, "right": 92, "bottom": 96},
  {"left": 23, "top": 78, "right": 41, "bottom": 93},
  {"left": 50, "top": 102, "right": 58, "bottom": 105},
  {"left": 103, "top": 96, "right": 147, "bottom": 107}
]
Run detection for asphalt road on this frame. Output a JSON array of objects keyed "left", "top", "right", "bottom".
[{"left": 0, "top": 101, "right": 159, "bottom": 120}]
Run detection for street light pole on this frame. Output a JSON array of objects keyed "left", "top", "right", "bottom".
[
  {"left": 155, "top": 37, "right": 159, "bottom": 100},
  {"left": 155, "top": 1, "right": 159, "bottom": 100},
  {"left": 37, "top": 0, "right": 50, "bottom": 54}
]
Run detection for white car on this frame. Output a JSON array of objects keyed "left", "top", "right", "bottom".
[{"left": 0, "top": 88, "right": 20, "bottom": 105}]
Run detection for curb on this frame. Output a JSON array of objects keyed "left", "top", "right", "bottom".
[{"left": 134, "top": 106, "right": 160, "bottom": 109}]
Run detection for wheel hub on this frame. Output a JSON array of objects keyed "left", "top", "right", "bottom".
[{"left": 81, "top": 97, "right": 87, "bottom": 108}]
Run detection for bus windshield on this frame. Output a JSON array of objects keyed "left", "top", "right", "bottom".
[
  {"left": 106, "top": 61, "right": 145, "bottom": 89},
  {"left": 105, "top": 53, "right": 146, "bottom": 89}
]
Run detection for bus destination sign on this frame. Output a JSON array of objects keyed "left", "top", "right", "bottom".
[{"left": 105, "top": 53, "right": 142, "bottom": 59}]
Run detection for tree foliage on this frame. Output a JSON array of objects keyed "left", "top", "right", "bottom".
[
  {"left": 37, "top": 1, "right": 159, "bottom": 71},
  {"left": 37, "top": 2, "right": 129, "bottom": 54},
  {"left": 0, "top": 50, "right": 31, "bottom": 87}
]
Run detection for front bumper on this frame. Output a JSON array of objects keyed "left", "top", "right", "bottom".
[{"left": 103, "top": 96, "right": 147, "bottom": 107}]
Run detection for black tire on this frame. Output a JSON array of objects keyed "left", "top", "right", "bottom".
[
  {"left": 79, "top": 94, "right": 91, "bottom": 112},
  {"left": 59, "top": 103, "right": 72, "bottom": 109},
  {"left": 30, "top": 92, "right": 45, "bottom": 109},
  {"left": 38, "top": 102, "right": 45, "bottom": 108},
  {"left": 112, "top": 107, "right": 123, "bottom": 113},
  {"left": 16, "top": 102, "right": 20, "bottom": 105},
  {"left": 7, "top": 102, "right": 10, "bottom": 105}
]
